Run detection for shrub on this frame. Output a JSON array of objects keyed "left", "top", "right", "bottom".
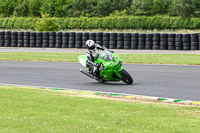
[
  {"left": 1, "top": 16, "right": 200, "bottom": 30},
  {"left": 34, "top": 14, "right": 61, "bottom": 31}
]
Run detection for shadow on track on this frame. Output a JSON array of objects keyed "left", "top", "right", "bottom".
[{"left": 85, "top": 81, "right": 137, "bottom": 86}]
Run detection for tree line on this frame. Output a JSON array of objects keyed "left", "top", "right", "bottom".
[{"left": 0, "top": 0, "right": 200, "bottom": 18}]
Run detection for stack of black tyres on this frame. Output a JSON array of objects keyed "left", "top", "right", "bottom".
[
  {"left": 24, "top": 32, "right": 30, "bottom": 47},
  {"left": 69, "top": 32, "right": 75, "bottom": 48},
  {"left": 3, "top": 31, "right": 200, "bottom": 51},
  {"left": 49, "top": 32, "right": 55, "bottom": 48},
  {"left": 89, "top": 32, "right": 96, "bottom": 42},
  {"left": 153, "top": 33, "right": 160, "bottom": 50},
  {"left": 36, "top": 32, "right": 43, "bottom": 48},
  {"left": 96, "top": 32, "right": 103, "bottom": 46},
  {"left": 145, "top": 33, "right": 153, "bottom": 50},
  {"left": 30, "top": 32, "right": 36, "bottom": 47},
  {"left": 160, "top": 33, "right": 168, "bottom": 50},
  {"left": 75, "top": 32, "right": 82, "bottom": 48},
  {"left": 131, "top": 33, "right": 138, "bottom": 49},
  {"left": 11, "top": 31, "right": 18, "bottom": 47},
  {"left": 190, "top": 33, "right": 198, "bottom": 50},
  {"left": 42, "top": 32, "right": 49, "bottom": 48},
  {"left": 109, "top": 33, "right": 117, "bottom": 49},
  {"left": 168, "top": 34, "right": 175, "bottom": 50},
  {"left": 103, "top": 33, "right": 109, "bottom": 48},
  {"left": 182, "top": 34, "right": 190, "bottom": 50},
  {"left": 0, "top": 31, "right": 5, "bottom": 47},
  {"left": 175, "top": 34, "right": 183, "bottom": 50},
  {"left": 124, "top": 33, "right": 131, "bottom": 49},
  {"left": 5, "top": 31, "right": 11, "bottom": 47},
  {"left": 17, "top": 32, "right": 24, "bottom": 47},
  {"left": 55, "top": 32, "right": 62, "bottom": 48},
  {"left": 117, "top": 33, "right": 124, "bottom": 49},
  {"left": 62, "top": 32, "right": 69, "bottom": 48},
  {"left": 198, "top": 33, "right": 200, "bottom": 50},
  {"left": 82, "top": 32, "right": 89, "bottom": 48},
  {"left": 138, "top": 33, "right": 145, "bottom": 49}
]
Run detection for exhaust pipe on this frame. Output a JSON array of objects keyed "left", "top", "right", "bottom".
[{"left": 80, "top": 69, "right": 97, "bottom": 79}]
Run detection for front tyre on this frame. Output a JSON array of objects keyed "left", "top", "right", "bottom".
[{"left": 120, "top": 69, "right": 133, "bottom": 85}]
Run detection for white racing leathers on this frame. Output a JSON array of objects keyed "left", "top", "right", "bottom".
[{"left": 86, "top": 44, "right": 106, "bottom": 75}]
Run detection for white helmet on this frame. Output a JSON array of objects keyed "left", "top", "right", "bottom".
[{"left": 85, "top": 40, "right": 96, "bottom": 50}]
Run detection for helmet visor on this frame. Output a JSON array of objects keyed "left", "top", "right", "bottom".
[{"left": 88, "top": 44, "right": 95, "bottom": 50}]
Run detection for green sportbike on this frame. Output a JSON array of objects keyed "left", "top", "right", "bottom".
[{"left": 78, "top": 49, "right": 133, "bottom": 85}]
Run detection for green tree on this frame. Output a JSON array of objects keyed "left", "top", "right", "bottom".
[
  {"left": 84, "top": 0, "right": 98, "bottom": 17},
  {"left": 28, "top": 0, "right": 41, "bottom": 17},
  {"left": 40, "top": 0, "right": 56, "bottom": 17},
  {"left": 96, "top": 0, "right": 130, "bottom": 17},
  {"left": 169, "top": 0, "right": 200, "bottom": 18},
  {"left": 96, "top": 0, "right": 112, "bottom": 17},
  {"left": 13, "top": 0, "right": 29, "bottom": 17},
  {"left": 129, "top": 0, "right": 153, "bottom": 16},
  {"left": 151, "top": 0, "right": 170, "bottom": 15},
  {"left": 0, "top": 0, "right": 16, "bottom": 17},
  {"left": 111, "top": 0, "right": 131, "bottom": 12},
  {"left": 54, "top": 0, "right": 73, "bottom": 17}
]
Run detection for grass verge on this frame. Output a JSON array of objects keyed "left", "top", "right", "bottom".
[
  {"left": 0, "top": 85, "right": 200, "bottom": 133},
  {"left": 0, "top": 52, "right": 200, "bottom": 65}
]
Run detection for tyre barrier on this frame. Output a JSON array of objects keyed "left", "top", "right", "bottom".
[
  {"left": 11, "top": 31, "right": 18, "bottom": 47},
  {"left": 1, "top": 31, "right": 200, "bottom": 50},
  {"left": 153, "top": 33, "right": 160, "bottom": 50},
  {"left": 56, "top": 32, "right": 62, "bottom": 48},
  {"left": 145, "top": 33, "right": 153, "bottom": 50},
  {"left": 49, "top": 32, "right": 55, "bottom": 48},
  {"left": 69, "top": 32, "right": 75, "bottom": 48},
  {"left": 124, "top": 33, "right": 131, "bottom": 49},
  {"left": 168, "top": 34, "right": 175, "bottom": 50},
  {"left": 96, "top": 32, "right": 103, "bottom": 46},
  {"left": 82, "top": 32, "right": 89, "bottom": 48},
  {"left": 5, "top": 31, "right": 11, "bottom": 47},
  {"left": 75, "top": 32, "right": 82, "bottom": 48},
  {"left": 131, "top": 33, "right": 138, "bottom": 49},
  {"left": 109, "top": 33, "right": 117, "bottom": 49},
  {"left": 36, "top": 32, "right": 42, "bottom": 48},
  {"left": 175, "top": 34, "right": 183, "bottom": 50},
  {"left": 182, "top": 34, "right": 190, "bottom": 50},
  {"left": 103, "top": 33, "right": 109, "bottom": 48},
  {"left": 0, "top": 31, "right": 5, "bottom": 47},
  {"left": 24, "top": 31, "right": 30, "bottom": 47},
  {"left": 43, "top": 32, "right": 49, "bottom": 48},
  {"left": 62, "top": 32, "right": 68, "bottom": 48},
  {"left": 117, "top": 33, "right": 124, "bottom": 49}
]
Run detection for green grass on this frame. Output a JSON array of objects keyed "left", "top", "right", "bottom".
[
  {"left": 0, "top": 52, "right": 200, "bottom": 65},
  {"left": 0, "top": 85, "right": 199, "bottom": 133}
]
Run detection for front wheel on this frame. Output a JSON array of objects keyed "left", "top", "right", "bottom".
[{"left": 120, "top": 69, "right": 133, "bottom": 85}]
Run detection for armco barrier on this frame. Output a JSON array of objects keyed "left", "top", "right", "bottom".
[{"left": 0, "top": 31, "right": 200, "bottom": 50}]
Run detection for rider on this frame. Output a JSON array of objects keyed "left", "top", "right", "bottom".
[{"left": 85, "top": 40, "right": 113, "bottom": 77}]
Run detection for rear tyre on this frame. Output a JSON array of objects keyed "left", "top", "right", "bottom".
[{"left": 120, "top": 69, "right": 133, "bottom": 85}]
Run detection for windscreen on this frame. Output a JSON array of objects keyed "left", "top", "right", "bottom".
[{"left": 98, "top": 50, "right": 114, "bottom": 61}]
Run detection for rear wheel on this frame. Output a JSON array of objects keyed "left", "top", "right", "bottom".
[{"left": 120, "top": 69, "right": 133, "bottom": 85}]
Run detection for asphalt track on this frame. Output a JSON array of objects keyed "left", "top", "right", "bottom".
[{"left": 0, "top": 60, "right": 200, "bottom": 101}]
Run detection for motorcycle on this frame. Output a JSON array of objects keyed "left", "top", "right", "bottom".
[{"left": 78, "top": 49, "right": 133, "bottom": 85}]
